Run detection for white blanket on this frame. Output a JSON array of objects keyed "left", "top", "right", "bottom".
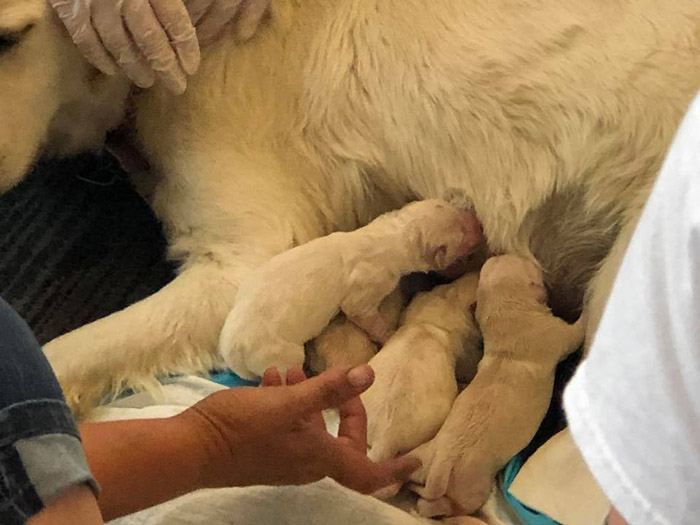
[{"left": 95, "top": 376, "right": 519, "bottom": 525}]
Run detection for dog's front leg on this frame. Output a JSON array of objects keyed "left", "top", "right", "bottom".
[{"left": 44, "top": 191, "right": 322, "bottom": 418}]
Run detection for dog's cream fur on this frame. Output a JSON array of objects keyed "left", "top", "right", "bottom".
[
  {"left": 219, "top": 199, "right": 481, "bottom": 380},
  {"left": 2, "top": 0, "right": 700, "bottom": 416},
  {"left": 410, "top": 255, "right": 585, "bottom": 517},
  {"left": 362, "top": 271, "right": 481, "bottom": 464}
]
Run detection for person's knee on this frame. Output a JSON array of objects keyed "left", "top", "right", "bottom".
[{"left": 0, "top": 296, "right": 64, "bottom": 406}]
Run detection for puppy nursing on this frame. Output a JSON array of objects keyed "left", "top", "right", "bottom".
[
  {"left": 362, "top": 272, "right": 482, "bottom": 463},
  {"left": 225, "top": 202, "right": 585, "bottom": 518},
  {"left": 410, "top": 255, "right": 586, "bottom": 516},
  {"left": 219, "top": 199, "right": 482, "bottom": 380}
]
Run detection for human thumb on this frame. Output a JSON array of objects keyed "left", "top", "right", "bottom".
[{"left": 283, "top": 365, "right": 375, "bottom": 418}]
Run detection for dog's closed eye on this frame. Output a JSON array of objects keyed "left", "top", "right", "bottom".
[{"left": 0, "top": 25, "right": 33, "bottom": 55}]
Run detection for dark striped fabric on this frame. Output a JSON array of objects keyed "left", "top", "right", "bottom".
[{"left": 0, "top": 152, "right": 174, "bottom": 344}]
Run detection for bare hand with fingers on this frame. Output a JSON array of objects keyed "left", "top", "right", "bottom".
[{"left": 178, "top": 365, "right": 421, "bottom": 493}]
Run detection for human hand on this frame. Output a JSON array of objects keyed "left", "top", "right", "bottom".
[
  {"left": 50, "top": 0, "right": 270, "bottom": 94},
  {"left": 185, "top": 0, "right": 271, "bottom": 45},
  {"left": 50, "top": 0, "right": 200, "bottom": 93},
  {"left": 178, "top": 365, "right": 421, "bottom": 493}
]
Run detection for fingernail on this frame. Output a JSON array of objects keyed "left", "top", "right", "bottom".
[{"left": 347, "top": 365, "right": 374, "bottom": 389}]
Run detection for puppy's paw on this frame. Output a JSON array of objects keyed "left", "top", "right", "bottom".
[
  {"left": 220, "top": 338, "right": 304, "bottom": 382},
  {"left": 408, "top": 432, "right": 492, "bottom": 516}
]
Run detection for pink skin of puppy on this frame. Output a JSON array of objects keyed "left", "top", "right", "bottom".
[
  {"left": 218, "top": 199, "right": 483, "bottom": 381},
  {"left": 409, "top": 254, "right": 586, "bottom": 518}
]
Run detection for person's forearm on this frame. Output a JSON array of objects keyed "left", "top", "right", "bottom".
[
  {"left": 79, "top": 417, "right": 213, "bottom": 521},
  {"left": 28, "top": 484, "right": 103, "bottom": 525}
]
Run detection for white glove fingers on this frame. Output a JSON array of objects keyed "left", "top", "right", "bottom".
[
  {"left": 122, "top": 0, "right": 187, "bottom": 94},
  {"left": 91, "top": 0, "right": 155, "bottom": 88},
  {"left": 183, "top": 0, "right": 214, "bottom": 26},
  {"left": 49, "top": 0, "right": 118, "bottom": 75},
  {"left": 149, "top": 0, "right": 201, "bottom": 76},
  {"left": 233, "top": 0, "right": 270, "bottom": 42},
  {"left": 195, "top": 0, "right": 242, "bottom": 46}
]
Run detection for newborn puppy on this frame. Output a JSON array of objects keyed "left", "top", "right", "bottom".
[
  {"left": 219, "top": 199, "right": 483, "bottom": 380},
  {"left": 362, "top": 271, "right": 482, "bottom": 464},
  {"left": 307, "top": 289, "right": 404, "bottom": 374},
  {"left": 308, "top": 270, "right": 460, "bottom": 375},
  {"left": 410, "top": 254, "right": 586, "bottom": 516}
]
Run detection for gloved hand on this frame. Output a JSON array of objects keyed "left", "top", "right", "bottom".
[
  {"left": 185, "top": 0, "right": 271, "bottom": 45},
  {"left": 50, "top": 0, "right": 270, "bottom": 95}
]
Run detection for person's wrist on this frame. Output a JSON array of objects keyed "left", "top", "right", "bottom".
[
  {"left": 170, "top": 406, "right": 237, "bottom": 489},
  {"left": 166, "top": 410, "right": 222, "bottom": 489}
]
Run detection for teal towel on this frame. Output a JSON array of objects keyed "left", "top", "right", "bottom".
[{"left": 209, "top": 370, "right": 259, "bottom": 388}]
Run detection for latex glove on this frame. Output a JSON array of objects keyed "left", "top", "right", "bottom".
[
  {"left": 50, "top": 0, "right": 200, "bottom": 94},
  {"left": 179, "top": 365, "right": 421, "bottom": 492},
  {"left": 185, "top": 0, "right": 271, "bottom": 45}
]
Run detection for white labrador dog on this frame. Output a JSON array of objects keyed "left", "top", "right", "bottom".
[{"left": 1, "top": 0, "right": 699, "bottom": 433}]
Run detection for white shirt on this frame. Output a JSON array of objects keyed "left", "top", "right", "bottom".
[{"left": 564, "top": 94, "right": 700, "bottom": 525}]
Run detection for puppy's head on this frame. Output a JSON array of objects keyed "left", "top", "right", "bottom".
[
  {"left": 0, "top": 0, "right": 129, "bottom": 192},
  {"left": 405, "top": 199, "right": 484, "bottom": 271},
  {"left": 476, "top": 254, "right": 547, "bottom": 316}
]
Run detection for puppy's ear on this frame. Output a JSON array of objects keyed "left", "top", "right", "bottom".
[{"left": 428, "top": 245, "right": 448, "bottom": 268}]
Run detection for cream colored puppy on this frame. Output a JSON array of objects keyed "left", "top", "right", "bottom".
[
  {"left": 306, "top": 289, "right": 404, "bottom": 374},
  {"left": 219, "top": 199, "right": 483, "bottom": 380},
  {"left": 410, "top": 255, "right": 585, "bottom": 517},
  {"left": 363, "top": 271, "right": 482, "bottom": 464}
]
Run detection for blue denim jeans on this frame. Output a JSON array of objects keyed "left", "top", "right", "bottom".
[{"left": 0, "top": 297, "right": 97, "bottom": 524}]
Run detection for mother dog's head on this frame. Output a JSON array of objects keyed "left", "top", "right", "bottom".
[{"left": 0, "top": 0, "right": 129, "bottom": 191}]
